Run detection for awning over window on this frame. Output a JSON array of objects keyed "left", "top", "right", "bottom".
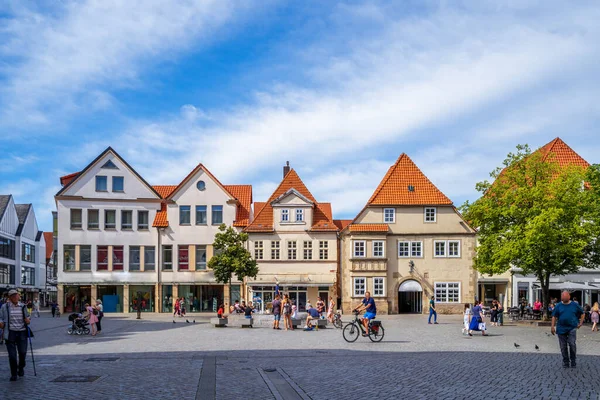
[
  {"left": 399, "top": 280, "right": 423, "bottom": 292},
  {"left": 549, "top": 282, "right": 598, "bottom": 291}
]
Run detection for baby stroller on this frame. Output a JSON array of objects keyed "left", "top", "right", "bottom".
[{"left": 67, "top": 313, "right": 90, "bottom": 335}]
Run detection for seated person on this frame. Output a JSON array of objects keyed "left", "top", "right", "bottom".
[
  {"left": 353, "top": 291, "right": 377, "bottom": 335},
  {"left": 305, "top": 305, "right": 321, "bottom": 330},
  {"left": 217, "top": 304, "right": 224, "bottom": 319},
  {"left": 233, "top": 300, "right": 242, "bottom": 313},
  {"left": 244, "top": 302, "right": 254, "bottom": 319},
  {"left": 291, "top": 304, "right": 298, "bottom": 319}
]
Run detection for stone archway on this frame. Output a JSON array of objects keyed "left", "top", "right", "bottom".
[{"left": 398, "top": 279, "right": 423, "bottom": 314}]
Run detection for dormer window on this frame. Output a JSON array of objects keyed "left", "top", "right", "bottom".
[
  {"left": 281, "top": 209, "right": 289, "bottom": 222},
  {"left": 295, "top": 209, "right": 304, "bottom": 222}
]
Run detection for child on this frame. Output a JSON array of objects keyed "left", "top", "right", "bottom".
[
  {"left": 217, "top": 304, "right": 224, "bottom": 319},
  {"left": 462, "top": 303, "right": 471, "bottom": 335},
  {"left": 291, "top": 303, "right": 298, "bottom": 319}
]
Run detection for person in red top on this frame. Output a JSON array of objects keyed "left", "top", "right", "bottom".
[
  {"left": 217, "top": 305, "right": 224, "bottom": 319},
  {"left": 533, "top": 300, "right": 542, "bottom": 311}
]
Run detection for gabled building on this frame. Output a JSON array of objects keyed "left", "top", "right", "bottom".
[
  {"left": 340, "top": 154, "right": 477, "bottom": 314},
  {"left": 244, "top": 163, "right": 338, "bottom": 312},
  {"left": 0, "top": 195, "right": 47, "bottom": 301},
  {"left": 56, "top": 147, "right": 251, "bottom": 313}
]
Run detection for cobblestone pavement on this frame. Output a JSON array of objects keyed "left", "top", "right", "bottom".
[{"left": 1, "top": 311, "right": 600, "bottom": 399}]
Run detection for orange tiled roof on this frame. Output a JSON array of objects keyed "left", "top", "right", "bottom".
[
  {"left": 153, "top": 185, "right": 177, "bottom": 199},
  {"left": 152, "top": 202, "right": 169, "bottom": 228},
  {"left": 43, "top": 232, "right": 53, "bottom": 259},
  {"left": 367, "top": 154, "right": 453, "bottom": 206},
  {"left": 333, "top": 219, "right": 352, "bottom": 230},
  {"left": 224, "top": 184, "right": 252, "bottom": 228},
  {"left": 254, "top": 202, "right": 266, "bottom": 218},
  {"left": 60, "top": 172, "right": 79, "bottom": 187},
  {"left": 245, "top": 169, "right": 337, "bottom": 232},
  {"left": 538, "top": 137, "right": 590, "bottom": 168},
  {"left": 348, "top": 223, "right": 389, "bottom": 233}
]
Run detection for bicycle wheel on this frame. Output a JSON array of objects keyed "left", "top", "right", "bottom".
[
  {"left": 342, "top": 322, "right": 360, "bottom": 343},
  {"left": 368, "top": 325, "right": 385, "bottom": 342},
  {"left": 333, "top": 317, "right": 343, "bottom": 329}
]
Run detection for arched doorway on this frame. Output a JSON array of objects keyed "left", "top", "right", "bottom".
[{"left": 398, "top": 280, "right": 423, "bottom": 314}]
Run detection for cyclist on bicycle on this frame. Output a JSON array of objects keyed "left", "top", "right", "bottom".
[{"left": 353, "top": 291, "right": 376, "bottom": 335}]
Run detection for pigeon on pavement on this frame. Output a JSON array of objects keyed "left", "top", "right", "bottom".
[
  {"left": 514, "top": 343, "right": 520, "bottom": 348},
  {"left": 535, "top": 345, "right": 539, "bottom": 350},
  {"left": 186, "top": 319, "right": 190, "bottom": 323},
  {"left": 193, "top": 320, "right": 196, "bottom": 324}
]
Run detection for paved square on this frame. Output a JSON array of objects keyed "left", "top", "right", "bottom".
[{"left": 1, "top": 311, "right": 599, "bottom": 399}]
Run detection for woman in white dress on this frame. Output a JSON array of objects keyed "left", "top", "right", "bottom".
[{"left": 462, "top": 303, "right": 471, "bottom": 335}]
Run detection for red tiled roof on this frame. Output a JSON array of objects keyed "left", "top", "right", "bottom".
[
  {"left": 224, "top": 184, "right": 252, "bottom": 228},
  {"left": 43, "top": 232, "right": 53, "bottom": 260},
  {"left": 367, "top": 154, "right": 452, "bottom": 206},
  {"left": 333, "top": 219, "right": 352, "bottom": 230},
  {"left": 60, "top": 172, "right": 79, "bottom": 187},
  {"left": 538, "top": 137, "right": 590, "bottom": 168},
  {"left": 245, "top": 169, "right": 337, "bottom": 232},
  {"left": 152, "top": 185, "right": 177, "bottom": 199},
  {"left": 152, "top": 202, "right": 169, "bottom": 228},
  {"left": 347, "top": 223, "right": 389, "bottom": 233},
  {"left": 253, "top": 202, "right": 266, "bottom": 218}
]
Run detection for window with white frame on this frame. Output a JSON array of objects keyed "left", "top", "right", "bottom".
[
  {"left": 398, "top": 241, "right": 410, "bottom": 257},
  {"left": 121, "top": 210, "right": 133, "bottom": 230},
  {"left": 411, "top": 241, "right": 423, "bottom": 257},
  {"left": 137, "top": 210, "right": 149, "bottom": 230},
  {"left": 425, "top": 207, "right": 437, "bottom": 222},
  {"left": 435, "top": 282, "right": 460, "bottom": 303},
  {"left": 434, "top": 241, "right": 446, "bottom": 257},
  {"left": 353, "top": 241, "right": 366, "bottom": 258},
  {"left": 287, "top": 241, "right": 297, "bottom": 260},
  {"left": 296, "top": 209, "right": 304, "bottom": 222},
  {"left": 87, "top": 209, "right": 99, "bottom": 229},
  {"left": 353, "top": 277, "right": 366, "bottom": 296},
  {"left": 373, "top": 277, "right": 385, "bottom": 296},
  {"left": 303, "top": 241, "right": 313, "bottom": 260},
  {"left": 254, "top": 241, "right": 264, "bottom": 260},
  {"left": 448, "top": 240, "right": 460, "bottom": 257},
  {"left": 383, "top": 208, "right": 395, "bottom": 223},
  {"left": 271, "top": 241, "right": 280, "bottom": 260},
  {"left": 373, "top": 241, "right": 384, "bottom": 257},
  {"left": 319, "top": 241, "right": 328, "bottom": 260},
  {"left": 70, "top": 209, "right": 82, "bottom": 229},
  {"left": 281, "top": 209, "right": 289, "bottom": 222}
]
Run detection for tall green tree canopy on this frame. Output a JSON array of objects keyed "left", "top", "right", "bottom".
[
  {"left": 461, "top": 145, "right": 600, "bottom": 308},
  {"left": 208, "top": 224, "right": 258, "bottom": 299}
]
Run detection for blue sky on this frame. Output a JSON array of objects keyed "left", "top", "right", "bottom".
[{"left": 2, "top": 0, "right": 600, "bottom": 231}]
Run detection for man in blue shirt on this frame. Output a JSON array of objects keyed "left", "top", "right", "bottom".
[
  {"left": 305, "top": 305, "right": 321, "bottom": 330},
  {"left": 551, "top": 290, "right": 585, "bottom": 368},
  {"left": 354, "top": 291, "right": 376, "bottom": 335}
]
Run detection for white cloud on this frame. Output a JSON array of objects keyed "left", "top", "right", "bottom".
[{"left": 0, "top": 0, "right": 248, "bottom": 131}]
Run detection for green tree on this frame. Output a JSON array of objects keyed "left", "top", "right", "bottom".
[
  {"left": 208, "top": 224, "right": 258, "bottom": 307},
  {"left": 461, "top": 145, "right": 600, "bottom": 314}
]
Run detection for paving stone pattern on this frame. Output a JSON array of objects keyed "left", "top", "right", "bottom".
[{"left": 1, "top": 311, "right": 599, "bottom": 399}]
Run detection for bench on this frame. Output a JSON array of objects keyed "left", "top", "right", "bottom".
[
  {"left": 291, "top": 318, "right": 303, "bottom": 329},
  {"left": 210, "top": 317, "right": 228, "bottom": 327},
  {"left": 241, "top": 318, "right": 254, "bottom": 328}
]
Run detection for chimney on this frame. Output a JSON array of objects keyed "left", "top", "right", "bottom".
[{"left": 283, "top": 161, "right": 290, "bottom": 178}]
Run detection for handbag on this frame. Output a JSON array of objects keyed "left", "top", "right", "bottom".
[
  {"left": 478, "top": 322, "right": 486, "bottom": 331},
  {"left": 92, "top": 309, "right": 98, "bottom": 316}
]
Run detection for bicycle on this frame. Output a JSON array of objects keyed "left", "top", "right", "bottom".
[
  {"left": 332, "top": 312, "right": 343, "bottom": 329},
  {"left": 342, "top": 311, "right": 384, "bottom": 342}
]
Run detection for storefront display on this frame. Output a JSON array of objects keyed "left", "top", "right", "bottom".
[
  {"left": 64, "top": 285, "right": 91, "bottom": 313},
  {"left": 97, "top": 285, "right": 123, "bottom": 312},
  {"left": 129, "top": 285, "right": 155, "bottom": 312},
  {"left": 178, "top": 285, "right": 223, "bottom": 312}
]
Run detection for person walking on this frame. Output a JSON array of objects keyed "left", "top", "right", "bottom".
[
  {"left": 51, "top": 300, "right": 58, "bottom": 318},
  {"left": 173, "top": 298, "right": 181, "bottom": 317},
  {"left": 428, "top": 296, "right": 438, "bottom": 324},
  {"left": 591, "top": 302, "right": 599, "bottom": 332},
  {"left": 468, "top": 300, "right": 487, "bottom": 336},
  {"left": 327, "top": 297, "right": 336, "bottom": 323},
  {"left": 462, "top": 303, "right": 471, "bottom": 335},
  {"left": 282, "top": 295, "right": 292, "bottom": 331},
  {"left": 85, "top": 303, "right": 99, "bottom": 336},
  {"left": 551, "top": 290, "right": 585, "bottom": 368},
  {"left": 0, "top": 289, "right": 31, "bottom": 381},
  {"left": 33, "top": 298, "right": 40, "bottom": 318},
  {"left": 95, "top": 300, "right": 104, "bottom": 334},
  {"left": 490, "top": 299, "right": 499, "bottom": 327}
]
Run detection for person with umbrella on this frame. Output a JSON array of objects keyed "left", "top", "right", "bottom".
[{"left": 0, "top": 289, "right": 31, "bottom": 381}]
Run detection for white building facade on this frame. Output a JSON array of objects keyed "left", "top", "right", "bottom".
[
  {"left": 55, "top": 147, "right": 251, "bottom": 313},
  {"left": 0, "top": 195, "right": 47, "bottom": 301}
]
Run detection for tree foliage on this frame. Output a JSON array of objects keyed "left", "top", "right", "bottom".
[
  {"left": 461, "top": 145, "right": 600, "bottom": 309},
  {"left": 208, "top": 224, "right": 258, "bottom": 286}
]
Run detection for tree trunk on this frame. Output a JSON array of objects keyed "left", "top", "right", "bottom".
[
  {"left": 538, "top": 271, "right": 551, "bottom": 321},
  {"left": 228, "top": 277, "right": 232, "bottom": 312}
]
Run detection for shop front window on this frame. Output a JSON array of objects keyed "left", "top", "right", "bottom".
[
  {"left": 129, "top": 285, "right": 155, "bottom": 312},
  {"left": 64, "top": 286, "right": 91, "bottom": 314},
  {"left": 162, "top": 285, "right": 173, "bottom": 313},
  {"left": 97, "top": 285, "right": 123, "bottom": 313}
]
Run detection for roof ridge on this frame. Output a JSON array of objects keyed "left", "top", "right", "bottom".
[{"left": 366, "top": 153, "right": 406, "bottom": 205}]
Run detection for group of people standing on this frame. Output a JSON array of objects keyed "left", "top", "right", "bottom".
[
  {"left": 172, "top": 297, "right": 187, "bottom": 317},
  {"left": 84, "top": 300, "right": 104, "bottom": 336}
]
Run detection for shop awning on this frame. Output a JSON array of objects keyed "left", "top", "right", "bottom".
[
  {"left": 549, "top": 282, "right": 598, "bottom": 291},
  {"left": 478, "top": 279, "right": 509, "bottom": 284}
]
